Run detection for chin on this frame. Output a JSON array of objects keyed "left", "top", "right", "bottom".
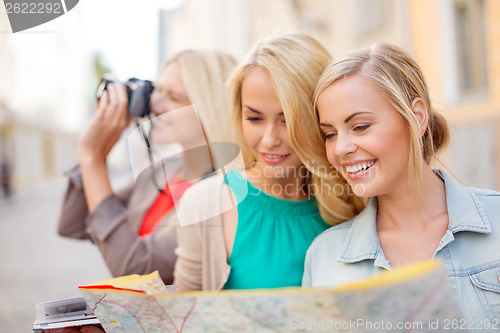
[
  {"left": 352, "top": 186, "right": 370, "bottom": 197},
  {"left": 349, "top": 182, "right": 380, "bottom": 197},
  {"left": 263, "top": 170, "right": 285, "bottom": 179}
]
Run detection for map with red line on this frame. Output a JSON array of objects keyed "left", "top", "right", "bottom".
[{"left": 79, "top": 263, "right": 463, "bottom": 332}]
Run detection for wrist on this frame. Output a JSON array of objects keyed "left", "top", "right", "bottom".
[{"left": 78, "top": 151, "right": 106, "bottom": 167}]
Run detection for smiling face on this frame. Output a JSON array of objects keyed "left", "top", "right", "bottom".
[
  {"left": 240, "top": 68, "right": 303, "bottom": 181},
  {"left": 317, "top": 74, "right": 411, "bottom": 197}
]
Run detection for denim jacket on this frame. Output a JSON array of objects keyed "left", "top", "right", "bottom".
[{"left": 303, "top": 170, "right": 500, "bottom": 326}]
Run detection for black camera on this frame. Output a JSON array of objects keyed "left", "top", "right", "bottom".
[{"left": 96, "top": 78, "right": 155, "bottom": 118}]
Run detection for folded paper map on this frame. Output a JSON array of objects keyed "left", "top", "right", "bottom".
[{"left": 78, "top": 261, "right": 463, "bottom": 332}]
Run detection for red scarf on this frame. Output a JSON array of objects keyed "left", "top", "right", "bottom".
[{"left": 138, "top": 174, "right": 193, "bottom": 236}]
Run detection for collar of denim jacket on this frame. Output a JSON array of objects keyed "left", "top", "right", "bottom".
[
  {"left": 437, "top": 169, "right": 492, "bottom": 234},
  {"left": 338, "top": 169, "right": 492, "bottom": 264},
  {"left": 338, "top": 197, "right": 380, "bottom": 264}
]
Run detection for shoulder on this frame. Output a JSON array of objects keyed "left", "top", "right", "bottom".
[
  {"left": 304, "top": 219, "right": 365, "bottom": 288},
  {"left": 176, "top": 172, "right": 233, "bottom": 228},
  {"left": 462, "top": 185, "right": 500, "bottom": 221},
  {"left": 181, "top": 172, "right": 228, "bottom": 202},
  {"left": 307, "top": 219, "right": 354, "bottom": 256},
  {"left": 439, "top": 170, "right": 500, "bottom": 220}
]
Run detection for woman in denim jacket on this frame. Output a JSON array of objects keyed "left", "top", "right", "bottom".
[{"left": 298, "top": 42, "right": 500, "bottom": 327}]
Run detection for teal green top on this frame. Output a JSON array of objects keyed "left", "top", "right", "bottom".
[{"left": 223, "top": 170, "right": 330, "bottom": 290}]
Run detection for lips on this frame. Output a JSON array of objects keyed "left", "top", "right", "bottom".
[{"left": 261, "top": 153, "right": 290, "bottom": 164}]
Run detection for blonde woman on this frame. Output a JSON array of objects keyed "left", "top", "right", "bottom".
[
  {"left": 58, "top": 50, "right": 237, "bottom": 284},
  {"left": 301, "top": 42, "right": 500, "bottom": 323},
  {"left": 173, "top": 33, "right": 363, "bottom": 292}
]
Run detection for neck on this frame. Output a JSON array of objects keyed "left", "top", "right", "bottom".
[
  {"left": 376, "top": 165, "right": 447, "bottom": 231},
  {"left": 246, "top": 167, "right": 309, "bottom": 201}
]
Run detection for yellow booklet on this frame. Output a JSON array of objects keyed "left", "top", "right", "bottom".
[{"left": 78, "top": 261, "right": 463, "bottom": 332}]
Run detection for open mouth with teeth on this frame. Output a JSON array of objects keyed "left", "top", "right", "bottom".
[
  {"left": 345, "top": 161, "right": 375, "bottom": 175},
  {"left": 263, "top": 154, "right": 287, "bottom": 159}
]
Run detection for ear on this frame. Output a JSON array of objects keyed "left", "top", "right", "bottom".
[{"left": 411, "top": 98, "right": 428, "bottom": 137}]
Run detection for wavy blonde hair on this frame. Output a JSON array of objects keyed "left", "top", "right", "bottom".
[
  {"left": 304, "top": 42, "right": 450, "bottom": 219},
  {"left": 227, "top": 32, "right": 364, "bottom": 225}
]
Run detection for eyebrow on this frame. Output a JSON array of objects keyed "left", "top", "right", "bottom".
[
  {"left": 244, "top": 105, "right": 284, "bottom": 116},
  {"left": 320, "top": 111, "right": 373, "bottom": 129},
  {"left": 344, "top": 111, "right": 373, "bottom": 123}
]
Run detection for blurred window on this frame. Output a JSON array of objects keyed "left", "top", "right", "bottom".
[
  {"left": 454, "top": 0, "right": 488, "bottom": 97},
  {"left": 355, "top": 0, "right": 392, "bottom": 36}
]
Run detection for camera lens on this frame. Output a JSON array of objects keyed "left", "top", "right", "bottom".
[
  {"left": 95, "top": 78, "right": 155, "bottom": 118},
  {"left": 126, "top": 78, "right": 155, "bottom": 118}
]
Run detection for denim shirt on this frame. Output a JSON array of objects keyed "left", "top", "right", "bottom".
[{"left": 303, "top": 170, "right": 500, "bottom": 326}]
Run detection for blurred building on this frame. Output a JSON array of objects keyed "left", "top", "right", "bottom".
[
  {"left": 0, "top": 7, "right": 94, "bottom": 193},
  {"left": 162, "top": 0, "right": 500, "bottom": 190}
]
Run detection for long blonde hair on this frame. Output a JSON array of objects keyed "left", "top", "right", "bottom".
[{"left": 304, "top": 42, "right": 450, "bottom": 219}]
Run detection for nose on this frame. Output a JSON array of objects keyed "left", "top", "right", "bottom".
[
  {"left": 334, "top": 132, "right": 357, "bottom": 158},
  {"left": 150, "top": 95, "right": 169, "bottom": 116},
  {"left": 261, "top": 122, "right": 281, "bottom": 148}
]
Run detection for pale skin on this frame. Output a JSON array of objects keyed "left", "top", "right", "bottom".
[
  {"left": 222, "top": 68, "right": 309, "bottom": 258},
  {"left": 317, "top": 74, "right": 449, "bottom": 268}
]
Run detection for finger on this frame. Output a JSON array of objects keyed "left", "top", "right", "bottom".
[
  {"left": 80, "top": 325, "right": 106, "bottom": 333},
  {"left": 114, "top": 82, "right": 128, "bottom": 107},
  {"left": 106, "top": 82, "right": 118, "bottom": 113},
  {"left": 114, "top": 82, "right": 130, "bottom": 122},
  {"left": 108, "top": 83, "right": 128, "bottom": 124},
  {"left": 95, "top": 90, "right": 108, "bottom": 116}
]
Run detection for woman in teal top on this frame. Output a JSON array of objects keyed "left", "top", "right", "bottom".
[
  {"left": 173, "top": 33, "right": 364, "bottom": 292},
  {"left": 223, "top": 169, "right": 330, "bottom": 289}
]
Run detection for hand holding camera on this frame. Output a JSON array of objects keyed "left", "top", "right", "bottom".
[
  {"left": 95, "top": 78, "right": 154, "bottom": 118},
  {"left": 77, "top": 82, "right": 132, "bottom": 163}
]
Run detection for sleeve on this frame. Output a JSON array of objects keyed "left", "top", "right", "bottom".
[
  {"left": 84, "top": 193, "right": 177, "bottom": 285},
  {"left": 57, "top": 165, "right": 91, "bottom": 239},
  {"left": 302, "top": 246, "right": 313, "bottom": 287},
  {"left": 173, "top": 174, "right": 232, "bottom": 293},
  {"left": 57, "top": 165, "right": 133, "bottom": 239},
  {"left": 173, "top": 222, "right": 204, "bottom": 293},
  {"left": 172, "top": 183, "right": 206, "bottom": 293}
]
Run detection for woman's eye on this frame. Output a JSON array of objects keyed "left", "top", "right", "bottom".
[
  {"left": 245, "top": 117, "right": 262, "bottom": 122},
  {"left": 324, "top": 133, "right": 337, "bottom": 141},
  {"left": 353, "top": 124, "right": 370, "bottom": 132}
]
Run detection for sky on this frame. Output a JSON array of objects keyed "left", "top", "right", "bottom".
[{"left": 78, "top": 0, "right": 184, "bottom": 80}]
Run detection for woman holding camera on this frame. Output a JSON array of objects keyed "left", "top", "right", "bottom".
[{"left": 57, "top": 50, "right": 237, "bottom": 284}]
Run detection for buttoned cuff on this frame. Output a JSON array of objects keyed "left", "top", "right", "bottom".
[{"left": 64, "top": 165, "right": 83, "bottom": 190}]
